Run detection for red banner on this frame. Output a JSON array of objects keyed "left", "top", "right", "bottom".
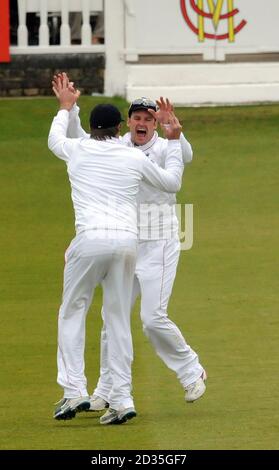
[{"left": 0, "top": 0, "right": 10, "bottom": 62}]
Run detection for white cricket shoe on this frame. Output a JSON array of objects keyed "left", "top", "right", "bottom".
[
  {"left": 185, "top": 370, "right": 207, "bottom": 403},
  {"left": 88, "top": 395, "right": 109, "bottom": 411},
  {"left": 100, "top": 406, "right": 136, "bottom": 425},
  {"left": 54, "top": 396, "right": 90, "bottom": 420}
]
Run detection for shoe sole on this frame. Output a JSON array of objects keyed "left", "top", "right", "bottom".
[
  {"left": 100, "top": 410, "right": 137, "bottom": 425},
  {"left": 112, "top": 410, "right": 137, "bottom": 425},
  {"left": 54, "top": 409, "right": 76, "bottom": 420},
  {"left": 54, "top": 401, "right": 90, "bottom": 420}
]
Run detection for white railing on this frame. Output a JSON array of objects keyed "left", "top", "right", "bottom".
[
  {"left": 9, "top": 0, "right": 126, "bottom": 96},
  {"left": 10, "top": 0, "right": 279, "bottom": 100},
  {"left": 11, "top": 0, "right": 104, "bottom": 53}
]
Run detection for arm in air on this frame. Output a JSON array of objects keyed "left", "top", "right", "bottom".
[
  {"left": 141, "top": 112, "right": 183, "bottom": 193},
  {"left": 48, "top": 73, "right": 79, "bottom": 161}
]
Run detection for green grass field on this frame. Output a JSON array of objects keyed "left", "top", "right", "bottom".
[{"left": 0, "top": 97, "right": 278, "bottom": 450}]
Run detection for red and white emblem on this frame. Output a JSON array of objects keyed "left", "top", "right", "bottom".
[{"left": 180, "top": 0, "right": 247, "bottom": 42}]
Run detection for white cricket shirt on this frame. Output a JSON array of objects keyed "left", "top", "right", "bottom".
[
  {"left": 122, "top": 131, "right": 193, "bottom": 240},
  {"left": 48, "top": 110, "right": 183, "bottom": 237}
]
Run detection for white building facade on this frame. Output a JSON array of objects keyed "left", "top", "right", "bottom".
[{"left": 5, "top": 0, "right": 279, "bottom": 104}]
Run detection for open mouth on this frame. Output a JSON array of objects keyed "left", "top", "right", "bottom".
[{"left": 136, "top": 128, "right": 147, "bottom": 137}]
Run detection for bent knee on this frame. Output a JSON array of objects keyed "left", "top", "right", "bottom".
[{"left": 142, "top": 310, "right": 167, "bottom": 332}]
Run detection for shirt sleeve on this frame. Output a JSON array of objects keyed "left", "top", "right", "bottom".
[
  {"left": 141, "top": 140, "right": 183, "bottom": 193},
  {"left": 48, "top": 109, "right": 76, "bottom": 162},
  {"left": 67, "top": 104, "right": 90, "bottom": 138},
  {"left": 180, "top": 133, "right": 193, "bottom": 164}
]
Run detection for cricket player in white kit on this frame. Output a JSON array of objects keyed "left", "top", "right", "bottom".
[
  {"left": 48, "top": 75, "right": 184, "bottom": 424},
  {"left": 62, "top": 90, "right": 207, "bottom": 409}
]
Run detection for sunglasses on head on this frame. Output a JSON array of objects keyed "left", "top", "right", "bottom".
[
  {"left": 128, "top": 97, "right": 157, "bottom": 117},
  {"left": 131, "top": 98, "right": 157, "bottom": 107}
]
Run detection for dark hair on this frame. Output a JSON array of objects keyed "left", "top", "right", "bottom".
[{"left": 90, "top": 126, "right": 120, "bottom": 140}]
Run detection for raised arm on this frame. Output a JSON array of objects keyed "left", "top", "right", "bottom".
[
  {"left": 48, "top": 73, "right": 79, "bottom": 160},
  {"left": 67, "top": 103, "right": 90, "bottom": 139},
  {"left": 141, "top": 113, "right": 183, "bottom": 193},
  {"left": 52, "top": 73, "right": 89, "bottom": 139},
  {"left": 150, "top": 97, "right": 193, "bottom": 164},
  {"left": 180, "top": 133, "right": 193, "bottom": 164}
]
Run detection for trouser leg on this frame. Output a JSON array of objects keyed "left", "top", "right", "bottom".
[
  {"left": 57, "top": 237, "right": 106, "bottom": 398},
  {"left": 93, "top": 276, "right": 141, "bottom": 401},
  {"left": 92, "top": 311, "right": 113, "bottom": 401},
  {"left": 138, "top": 239, "right": 203, "bottom": 388},
  {"left": 102, "top": 249, "right": 137, "bottom": 410}
]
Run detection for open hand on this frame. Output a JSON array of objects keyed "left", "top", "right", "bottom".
[
  {"left": 160, "top": 111, "right": 182, "bottom": 140},
  {"left": 148, "top": 97, "right": 174, "bottom": 125},
  {"left": 52, "top": 72, "right": 80, "bottom": 111}
]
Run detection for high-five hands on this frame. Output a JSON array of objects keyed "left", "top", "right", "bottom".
[
  {"left": 52, "top": 72, "right": 80, "bottom": 111},
  {"left": 160, "top": 111, "right": 182, "bottom": 140},
  {"left": 149, "top": 97, "right": 174, "bottom": 125},
  {"left": 148, "top": 97, "right": 182, "bottom": 140}
]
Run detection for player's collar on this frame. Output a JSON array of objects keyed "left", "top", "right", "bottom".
[{"left": 104, "top": 137, "right": 121, "bottom": 143}]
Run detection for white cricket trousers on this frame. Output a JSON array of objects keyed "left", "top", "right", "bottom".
[
  {"left": 94, "top": 238, "right": 203, "bottom": 401},
  {"left": 57, "top": 231, "right": 137, "bottom": 410}
]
